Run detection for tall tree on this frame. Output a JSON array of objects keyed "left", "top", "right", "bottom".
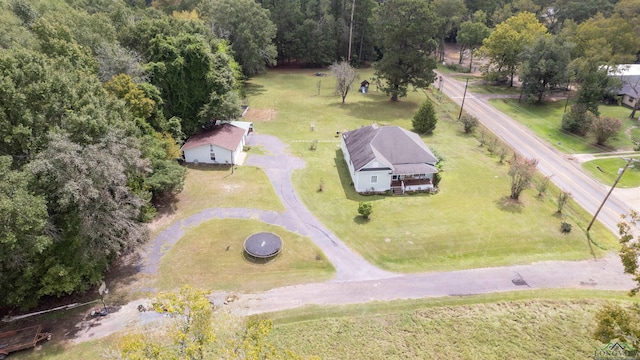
[
  {"left": 432, "top": 0, "right": 467, "bottom": 62},
  {"left": 0, "top": 156, "right": 51, "bottom": 308},
  {"left": 145, "top": 33, "right": 241, "bottom": 135},
  {"left": 519, "top": 35, "right": 571, "bottom": 103},
  {"left": 456, "top": 20, "right": 491, "bottom": 70},
  {"left": 478, "top": 12, "right": 547, "bottom": 86},
  {"left": 258, "top": 0, "right": 304, "bottom": 65},
  {"left": 553, "top": 0, "right": 616, "bottom": 29},
  {"left": 26, "top": 131, "right": 149, "bottom": 304},
  {"left": 199, "top": 0, "right": 277, "bottom": 76},
  {"left": 373, "top": 0, "right": 438, "bottom": 101},
  {"left": 330, "top": 61, "right": 359, "bottom": 103},
  {"left": 571, "top": 13, "right": 640, "bottom": 66}
]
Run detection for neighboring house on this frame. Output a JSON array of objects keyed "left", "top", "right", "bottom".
[
  {"left": 341, "top": 124, "right": 438, "bottom": 194},
  {"left": 609, "top": 64, "right": 640, "bottom": 109},
  {"left": 181, "top": 121, "right": 253, "bottom": 165}
]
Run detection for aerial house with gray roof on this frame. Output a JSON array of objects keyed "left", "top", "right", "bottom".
[{"left": 340, "top": 124, "right": 438, "bottom": 194}]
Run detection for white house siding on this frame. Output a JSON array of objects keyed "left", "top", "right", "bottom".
[
  {"left": 622, "top": 95, "right": 637, "bottom": 108},
  {"left": 354, "top": 160, "right": 392, "bottom": 192},
  {"left": 230, "top": 141, "right": 243, "bottom": 164},
  {"left": 183, "top": 143, "right": 233, "bottom": 164}
]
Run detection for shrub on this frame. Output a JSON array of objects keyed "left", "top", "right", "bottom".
[
  {"left": 557, "top": 190, "right": 571, "bottom": 214},
  {"left": 459, "top": 114, "right": 479, "bottom": 133},
  {"left": 591, "top": 116, "right": 622, "bottom": 146},
  {"left": 412, "top": 99, "right": 438, "bottom": 134},
  {"left": 536, "top": 176, "right": 551, "bottom": 197},
  {"left": 561, "top": 104, "right": 594, "bottom": 136},
  {"left": 309, "top": 140, "right": 318, "bottom": 150},
  {"left": 560, "top": 222, "right": 572, "bottom": 233},
  {"left": 508, "top": 154, "right": 538, "bottom": 200},
  {"left": 357, "top": 202, "right": 373, "bottom": 219}
]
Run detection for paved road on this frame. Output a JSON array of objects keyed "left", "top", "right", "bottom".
[{"left": 439, "top": 73, "right": 639, "bottom": 234}]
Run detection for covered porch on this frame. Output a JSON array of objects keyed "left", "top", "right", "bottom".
[{"left": 389, "top": 163, "right": 437, "bottom": 194}]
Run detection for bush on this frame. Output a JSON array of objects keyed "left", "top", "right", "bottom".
[
  {"left": 459, "top": 114, "right": 479, "bottom": 133},
  {"left": 412, "top": 99, "right": 438, "bottom": 134},
  {"left": 358, "top": 202, "right": 373, "bottom": 219},
  {"left": 561, "top": 104, "right": 594, "bottom": 136},
  {"left": 309, "top": 140, "right": 318, "bottom": 150},
  {"left": 591, "top": 116, "right": 622, "bottom": 146},
  {"left": 560, "top": 222, "right": 572, "bottom": 233}
]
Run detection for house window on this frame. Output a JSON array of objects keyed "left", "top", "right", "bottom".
[
  {"left": 371, "top": 175, "right": 378, "bottom": 184},
  {"left": 210, "top": 144, "right": 214, "bottom": 151},
  {"left": 210, "top": 152, "right": 216, "bottom": 161},
  {"left": 392, "top": 175, "right": 397, "bottom": 180}
]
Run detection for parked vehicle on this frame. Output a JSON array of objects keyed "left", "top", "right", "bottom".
[{"left": 0, "top": 325, "right": 51, "bottom": 359}]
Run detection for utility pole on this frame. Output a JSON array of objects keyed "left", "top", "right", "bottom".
[
  {"left": 458, "top": 78, "right": 469, "bottom": 120},
  {"left": 347, "top": 0, "right": 356, "bottom": 63},
  {"left": 587, "top": 158, "right": 636, "bottom": 232}
]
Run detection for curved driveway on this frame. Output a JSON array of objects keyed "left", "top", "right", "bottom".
[{"left": 142, "top": 130, "right": 635, "bottom": 316}]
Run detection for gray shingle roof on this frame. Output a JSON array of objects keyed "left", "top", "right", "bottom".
[{"left": 342, "top": 125, "right": 438, "bottom": 173}]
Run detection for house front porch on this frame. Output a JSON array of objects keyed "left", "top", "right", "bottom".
[{"left": 390, "top": 176, "right": 433, "bottom": 194}]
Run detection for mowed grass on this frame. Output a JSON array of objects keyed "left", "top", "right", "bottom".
[
  {"left": 150, "top": 164, "right": 285, "bottom": 237},
  {"left": 489, "top": 98, "right": 638, "bottom": 154},
  {"left": 156, "top": 219, "right": 334, "bottom": 292},
  {"left": 583, "top": 156, "right": 640, "bottom": 188},
  {"left": 245, "top": 69, "right": 617, "bottom": 272},
  {"left": 267, "top": 290, "right": 631, "bottom": 360}
]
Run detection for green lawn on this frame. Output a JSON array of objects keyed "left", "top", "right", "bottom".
[
  {"left": 582, "top": 156, "right": 640, "bottom": 188},
  {"left": 267, "top": 290, "right": 633, "bottom": 360},
  {"left": 150, "top": 164, "right": 285, "bottom": 237},
  {"left": 245, "top": 69, "right": 617, "bottom": 272},
  {"left": 489, "top": 98, "right": 638, "bottom": 154},
  {"left": 156, "top": 219, "right": 334, "bottom": 292}
]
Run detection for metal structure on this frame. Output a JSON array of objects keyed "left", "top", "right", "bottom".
[{"left": 0, "top": 325, "right": 51, "bottom": 359}]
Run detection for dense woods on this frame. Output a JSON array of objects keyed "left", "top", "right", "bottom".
[{"left": 1, "top": 0, "right": 639, "bottom": 310}]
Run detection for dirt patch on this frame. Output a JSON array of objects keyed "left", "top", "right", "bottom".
[{"left": 244, "top": 108, "right": 276, "bottom": 122}]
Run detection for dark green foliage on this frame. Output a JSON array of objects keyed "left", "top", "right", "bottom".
[
  {"left": 0, "top": 156, "right": 50, "bottom": 308},
  {"left": 10, "top": 0, "right": 39, "bottom": 26},
  {"left": 198, "top": 0, "right": 277, "bottom": 76},
  {"left": 573, "top": 66, "right": 620, "bottom": 116},
  {"left": 373, "top": 0, "right": 438, "bottom": 101},
  {"left": 358, "top": 202, "right": 373, "bottom": 219},
  {"left": 561, "top": 104, "right": 594, "bottom": 136},
  {"left": 560, "top": 222, "right": 572, "bottom": 233},
  {"left": 412, "top": 99, "right": 438, "bottom": 134},
  {"left": 519, "top": 36, "right": 571, "bottom": 103},
  {"left": 146, "top": 33, "right": 241, "bottom": 135}
]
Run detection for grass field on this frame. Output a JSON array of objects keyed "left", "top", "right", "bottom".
[
  {"left": 266, "top": 290, "right": 632, "bottom": 360},
  {"left": 156, "top": 219, "right": 334, "bottom": 292},
  {"left": 243, "top": 69, "right": 617, "bottom": 272},
  {"left": 489, "top": 98, "right": 638, "bottom": 154},
  {"left": 582, "top": 156, "right": 640, "bottom": 188},
  {"left": 149, "top": 164, "right": 285, "bottom": 237}
]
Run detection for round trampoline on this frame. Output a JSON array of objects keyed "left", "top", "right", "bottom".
[{"left": 243, "top": 232, "right": 283, "bottom": 260}]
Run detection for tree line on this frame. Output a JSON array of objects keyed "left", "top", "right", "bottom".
[{"left": 1, "top": 0, "right": 639, "bottom": 310}]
